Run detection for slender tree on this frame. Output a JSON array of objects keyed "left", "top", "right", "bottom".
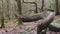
[
  {"left": 1, "top": 12, "right": 5, "bottom": 28},
  {"left": 55, "top": 0, "right": 60, "bottom": 15},
  {"left": 0, "top": 0, "right": 5, "bottom": 28},
  {"left": 16, "top": 0, "right": 22, "bottom": 14},
  {"left": 35, "top": 3, "right": 38, "bottom": 13},
  {"left": 41, "top": 0, "right": 44, "bottom": 12},
  {"left": 7, "top": 0, "right": 10, "bottom": 20},
  {"left": 15, "top": 0, "right": 22, "bottom": 25},
  {"left": 35, "top": 0, "right": 38, "bottom": 13}
]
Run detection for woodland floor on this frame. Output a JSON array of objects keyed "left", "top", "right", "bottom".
[{"left": 0, "top": 15, "right": 60, "bottom": 34}]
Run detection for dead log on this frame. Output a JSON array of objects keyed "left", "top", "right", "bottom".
[
  {"left": 14, "top": 12, "right": 44, "bottom": 22},
  {"left": 14, "top": 11, "right": 55, "bottom": 34},
  {"left": 37, "top": 12, "right": 55, "bottom": 34},
  {"left": 14, "top": 11, "right": 52, "bottom": 22}
]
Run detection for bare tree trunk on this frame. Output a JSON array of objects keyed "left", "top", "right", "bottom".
[
  {"left": 1, "top": 12, "right": 5, "bottom": 28},
  {"left": 15, "top": 0, "right": 22, "bottom": 14},
  {"left": 15, "top": 0, "right": 22, "bottom": 25},
  {"left": 55, "top": 0, "right": 60, "bottom": 15},
  {"left": 0, "top": 0, "right": 5, "bottom": 28},
  {"left": 14, "top": 12, "right": 43, "bottom": 22},
  {"left": 6, "top": 0, "right": 10, "bottom": 20},
  {"left": 37, "top": 12, "right": 55, "bottom": 34},
  {"left": 41, "top": 0, "right": 44, "bottom": 12}
]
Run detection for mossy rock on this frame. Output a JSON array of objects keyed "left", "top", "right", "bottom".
[
  {"left": 49, "top": 18, "right": 60, "bottom": 32},
  {"left": 49, "top": 25, "right": 60, "bottom": 32}
]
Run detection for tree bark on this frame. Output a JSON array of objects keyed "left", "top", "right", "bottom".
[
  {"left": 55, "top": 0, "right": 60, "bottom": 15},
  {"left": 15, "top": 0, "right": 22, "bottom": 24},
  {"left": 41, "top": 0, "right": 44, "bottom": 12},
  {"left": 37, "top": 12, "right": 55, "bottom": 34},
  {"left": 1, "top": 12, "right": 5, "bottom": 28},
  {"left": 14, "top": 11, "right": 55, "bottom": 22},
  {"left": 15, "top": 0, "right": 22, "bottom": 14},
  {"left": 14, "top": 12, "right": 43, "bottom": 22},
  {"left": 0, "top": 0, "right": 5, "bottom": 28}
]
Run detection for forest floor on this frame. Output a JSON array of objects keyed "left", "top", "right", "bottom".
[{"left": 0, "top": 15, "right": 60, "bottom": 34}]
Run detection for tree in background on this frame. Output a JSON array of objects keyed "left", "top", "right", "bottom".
[
  {"left": 15, "top": 0, "right": 22, "bottom": 25},
  {"left": 0, "top": 0, "right": 5, "bottom": 28},
  {"left": 41, "top": 0, "right": 44, "bottom": 12},
  {"left": 55, "top": 0, "right": 60, "bottom": 15},
  {"left": 1, "top": 12, "right": 5, "bottom": 28},
  {"left": 15, "top": 0, "right": 22, "bottom": 14}
]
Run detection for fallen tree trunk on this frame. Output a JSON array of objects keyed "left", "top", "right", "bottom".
[
  {"left": 14, "top": 12, "right": 44, "bottom": 22},
  {"left": 14, "top": 11, "right": 51, "bottom": 22},
  {"left": 14, "top": 11, "right": 55, "bottom": 34},
  {"left": 37, "top": 12, "right": 55, "bottom": 34}
]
